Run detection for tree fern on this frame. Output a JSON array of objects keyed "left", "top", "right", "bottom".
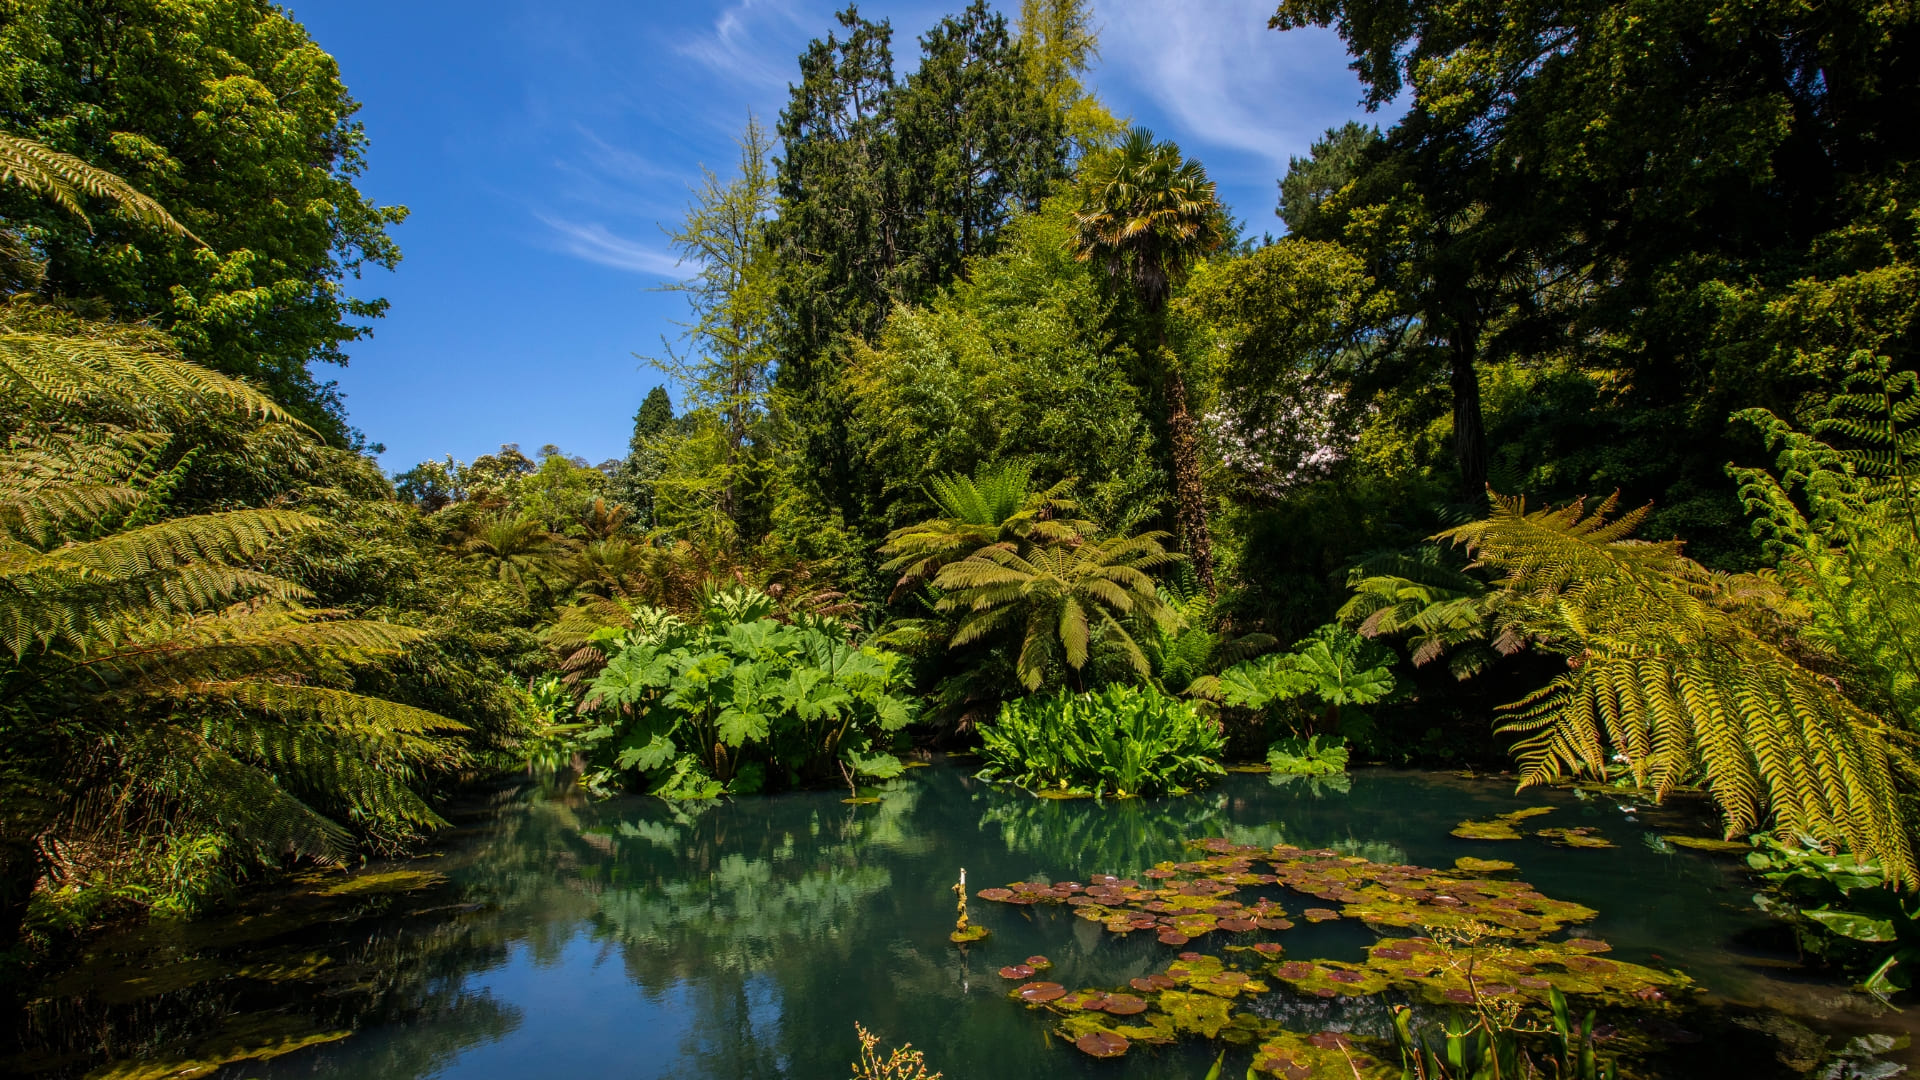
[
  {"left": 879, "top": 461, "right": 1089, "bottom": 600},
  {"left": 0, "top": 333, "right": 470, "bottom": 937},
  {"left": 934, "top": 528, "right": 1182, "bottom": 689},
  {"left": 1446, "top": 492, "right": 1920, "bottom": 883}
]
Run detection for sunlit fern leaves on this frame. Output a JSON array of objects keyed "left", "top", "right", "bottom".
[
  {"left": 1733, "top": 361, "right": 1920, "bottom": 727},
  {"left": 0, "top": 131, "right": 202, "bottom": 242},
  {"left": 933, "top": 529, "right": 1182, "bottom": 689},
  {"left": 0, "top": 334, "right": 467, "bottom": 915},
  {"left": 1338, "top": 545, "right": 1516, "bottom": 680},
  {"left": 0, "top": 332, "right": 293, "bottom": 427},
  {"left": 1448, "top": 492, "right": 1920, "bottom": 883}
]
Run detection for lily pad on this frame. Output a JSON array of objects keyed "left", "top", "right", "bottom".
[
  {"left": 1025, "top": 955, "right": 1052, "bottom": 970},
  {"left": 1451, "top": 807, "right": 1554, "bottom": 840},
  {"left": 1074, "top": 1031, "right": 1130, "bottom": 1058},
  {"left": 1253, "top": 1029, "right": 1398, "bottom": 1079},
  {"left": 1538, "top": 827, "right": 1615, "bottom": 849},
  {"left": 950, "top": 925, "right": 989, "bottom": 944},
  {"left": 1016, "top": 981, "right": 1066, "bottom": 1003},
  {"left": 1453, "top": 857, "right": 1516, "bottom": 873},
  {"left": 1661, "top": 834, "right": 1750, "bottom": 853},
  {"left": 999, "top": 964, "right": 1035, "bottom": 979},
  {"left": 1102, "top": 993, "right": 1149, "bottom": 1015}
]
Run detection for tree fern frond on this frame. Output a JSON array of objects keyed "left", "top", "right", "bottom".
[{"left": 0, "top": 131, "right": 202, "bottom": 242}]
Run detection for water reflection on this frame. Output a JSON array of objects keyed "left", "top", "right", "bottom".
[{"left": 3, "top": 766, "right": 1912, "bottom": 1080}]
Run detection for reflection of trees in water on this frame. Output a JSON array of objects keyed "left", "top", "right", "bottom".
[
  {"left": 975, "top": 789, "right": 1235, "bottom": 876},
  {"left": 3, "top": 868, "right": 523, "bottom": 1079}
]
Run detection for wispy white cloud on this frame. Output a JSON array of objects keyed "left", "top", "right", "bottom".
[
  {"left": 1092, "top": 0, "right": 1376, "bottom": 174},
  {"left": 536, "top": 214, "right": 684, "bottom": 276},
  {"left": 676, "top": 0, "right": 807, "bottom": 89}
]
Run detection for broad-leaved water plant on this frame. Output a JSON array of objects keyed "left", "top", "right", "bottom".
[
  {"left": 581, "top": 586, "right": 915, "bottom": 797},
  {"left": 976, "top": 683, "right": 1226, "bottom": 797}
]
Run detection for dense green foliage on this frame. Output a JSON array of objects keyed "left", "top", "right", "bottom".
[
  {"left": 578, "top": 585, "right": 915, "bottom": 798},
  {"left": 0, "top": 0, "right": 407, "bottom": 442},
  {"left": 12, "top": 0, "right": 1920, "bottom": 1003},
  {"left": 976, "top": 684, "right": 1225, "bottom": 796}
]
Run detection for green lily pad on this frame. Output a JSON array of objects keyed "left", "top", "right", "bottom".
[
  {"left": 1452, "top": 807, "right": 1555, "bottom": 840},
  {"left": 1538, "top": 827, "right": 1614, "bottom": 849},
  {"left": 1253, "top": 1029, "right": 1398, "bottom": 1079},
  {"left": 1661, "top": 834, "right": 1750, "bottom": 853},
  {"left": 950, "top": 924, "right": 989, "bottom": 943},
  {"left": 1453, "top": 857, "right": 1517, "bottom": 873}
]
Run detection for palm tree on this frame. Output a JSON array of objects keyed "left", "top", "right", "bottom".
[
  {"left": 878, "top": 461, "right": 1088, "bottom": 600},
  {"left": 1071, "top": 127, "right": 1228, "bottom": 592},
  {"left": 933, "top": 529, "right": 1183, "bottom": 690}
]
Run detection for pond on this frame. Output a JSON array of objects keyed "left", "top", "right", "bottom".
[{"left": 6, "top": 763, "right": 1912, "bottom": 1079}]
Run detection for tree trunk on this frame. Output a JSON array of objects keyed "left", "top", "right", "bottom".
[
  {"left": 1163, "top": 355, "right": 1216, "bottom": 596},
  {"left": 1449, "top": 334, "right": 1488, "bottom": 508},
  {"left": 0, "top": 835, "right": 42, "bottom": 949}
]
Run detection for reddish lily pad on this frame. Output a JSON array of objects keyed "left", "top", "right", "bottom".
[
  {"left": 1302, "top": 908, "right": 1340, "bottom": 922},
  {"left": 976, "top": 887, "right": 1014, "bottom": 901},
  {"left": 998, "top": 964, "right": 1035, "bottom": 980},
  {"left": 1016, "top": 981, "right": 1066, "bottom": 1003},
  {"left": 1101, "top": 993, "right": 1149, "bottom": 1016},
  {"left": 1075, "top": 1031, "right": 1130, "bottom": 1058},
  {"left": 1025, "top": 955, "right": 1052, "bottom": 970}
]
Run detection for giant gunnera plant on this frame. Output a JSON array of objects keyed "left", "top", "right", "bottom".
[{"left": 579, "top": 585, "right": 916, "bottom": 797}]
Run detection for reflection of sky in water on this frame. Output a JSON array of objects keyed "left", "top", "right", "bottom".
[{"left": 18, "top": 766, "right": 1917, "bottom": 1080}]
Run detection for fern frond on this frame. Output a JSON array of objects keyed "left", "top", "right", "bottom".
[{"left": 0, "top": 131, "right": 202, "bottom": 242}]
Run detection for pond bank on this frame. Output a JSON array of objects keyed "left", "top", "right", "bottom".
[{"left": 3, "top": 764, "right": 1910, "bottom": 1079}]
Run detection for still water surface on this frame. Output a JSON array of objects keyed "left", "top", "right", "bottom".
[{"left": 9, "top": 764, "right": 1910, "bottom": 1078}]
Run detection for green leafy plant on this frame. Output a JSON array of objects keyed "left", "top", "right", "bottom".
[
  {"left": 1266, "top": 735, "right": 1350, "bottom": 777},
  {"left": 1207, "top": 624, "right": 1397, "bottom": 736},
  {"left": 931, "top": 525, "right": 1183, "bottom": 690},
  {"left": 1746, "top": 834, "right": 1920, "bottom": 998},
  {"left": 877, "top": 460, "right": 1087, "bottom": 599},
  {"left": 0, "top": 330, "right": 467, "bottom": 946},
  {"left": 581, "top": 585, "right": 915, "bottom": 797},
  {"left": 975, "top": 684, "right": 1225, "bottom": 797}
]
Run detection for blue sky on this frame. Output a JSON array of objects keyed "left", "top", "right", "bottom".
[{"left": 290, "top": 0, "right": 1390, "bottom": 473}]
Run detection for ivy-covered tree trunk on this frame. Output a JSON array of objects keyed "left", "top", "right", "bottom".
[
  {"left": 1450, "top": 336, "right": 1488, "bottom": 507},
  {"left": 1164, "top": 359, "right": 1215, "bottom": 595}
]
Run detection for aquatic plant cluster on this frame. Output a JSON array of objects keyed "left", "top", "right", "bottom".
[{"left": 977, "top": 838, "right": 1689, "bottom": 1066}]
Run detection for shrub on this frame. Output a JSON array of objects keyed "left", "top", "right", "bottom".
[
  {"left": 977, "top": 684, "right": 1225, "bottom": 797},
  {"left": 580, "top": 586, "right": 916, "bottom": 797}
]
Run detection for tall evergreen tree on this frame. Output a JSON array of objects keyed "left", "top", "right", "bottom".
[
  {"left": 895, "top": 1, "right": 1067, "bottom": 284},
  {"left": 615, "top": 386, "right": 676, "bottom": 526}
]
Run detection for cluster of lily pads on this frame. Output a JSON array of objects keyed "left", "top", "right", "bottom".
[{"left": 976, "top": 838, "right": 1691, "bottom": 1068}]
